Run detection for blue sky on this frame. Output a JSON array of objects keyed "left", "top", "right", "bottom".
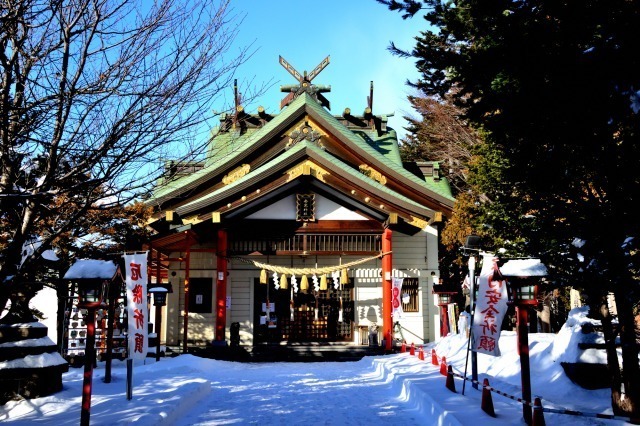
[{"left": 225, "top": 0, "right": 429, "bottom": 140}]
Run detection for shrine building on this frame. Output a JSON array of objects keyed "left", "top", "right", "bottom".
[{"left": 144, "top": 56, "right": 455, "bottom": 351}]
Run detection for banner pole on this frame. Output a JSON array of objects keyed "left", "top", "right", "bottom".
[
  {"left": 462, "top": 255, "right": 476, "bottom": 395},
  {"left": 126, "top": 357, "right": 133, "bottom": 400}
]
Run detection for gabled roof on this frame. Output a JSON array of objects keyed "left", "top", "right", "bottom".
[{"left": 147, "top": 91, "right": 454, "bottom": 231}]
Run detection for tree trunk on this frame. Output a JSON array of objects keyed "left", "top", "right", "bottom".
[
  {"left": 598, "top": 299, "right": 625, "bottom": 412},
  {"left": 612, "top": 285, "right": 640, "bottom": 418}
]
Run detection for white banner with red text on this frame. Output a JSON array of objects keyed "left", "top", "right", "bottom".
[
  {"left": 125, "top": 252, "right": 148, "bottom": 360},
  {"left": 471, "top": 254, "right": 508, "bottom": 356}
]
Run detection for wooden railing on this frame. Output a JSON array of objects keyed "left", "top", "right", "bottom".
[{"left": 229, "top": 233, "right": 381, "bottom": 255}]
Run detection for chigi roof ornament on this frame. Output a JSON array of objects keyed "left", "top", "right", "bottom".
[{"left": 279, "top": 55, "right": 331, "bottom": 109}]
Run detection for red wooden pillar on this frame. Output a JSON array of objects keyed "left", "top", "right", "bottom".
[
  {"left": 382, "top": 228, "right": 393, "bottom": 351},
  {"left": 182, "top": 239, "right": 191, "bottom": 354},
  {"left": 440, "top": 305, "right": 450, "bottom": 337},
  {"left": 215, "top": 229, "right": 228, "bottom": 342}
]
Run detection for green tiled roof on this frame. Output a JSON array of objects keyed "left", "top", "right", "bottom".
[{"left": 150, "top": 92, "right": 454, "bottom": 206}]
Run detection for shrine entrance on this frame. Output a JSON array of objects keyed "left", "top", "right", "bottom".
[{"left": 253, "top": 279, "right": 354, "bottom": 344}]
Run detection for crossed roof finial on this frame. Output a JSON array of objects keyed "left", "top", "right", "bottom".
[{"left": 279, "top": 55, "right": 331, "bottom": 110}]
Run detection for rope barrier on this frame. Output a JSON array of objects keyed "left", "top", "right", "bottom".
[
  {"left": 430, "top": 349, "right": 638, "bottom": 423},
  {"left": 227, "top": 251, "right": 392, "bottom": 276}
]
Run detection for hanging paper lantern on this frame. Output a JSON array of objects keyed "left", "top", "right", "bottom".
[
  {"left": 340, "top": 268, "right": 349, "bottom": 284},
  {"left": 320, "top": 274, "right": 328, "bottom": 290},
  {"left": 300, "top": 275, "right": 309, "bottom": 292},
  {"left": 280, "top": 273, "right": 288, "bottom": 290},
  {"left": 260, "top": 269, "right": 267, "bottom": 284}
]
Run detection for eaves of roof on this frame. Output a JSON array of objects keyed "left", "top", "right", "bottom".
[{"left": 175, "top": 141, "right": 435, "bottom": 219}]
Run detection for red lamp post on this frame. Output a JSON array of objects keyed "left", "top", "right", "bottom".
[
  {"left": 501, "top": 258, "right": 546, "bottom": 426},
  {"left": 432, "top": 286, "right": 458, "bottom": 337},
  {"left": 63, "top": 260, "right": 119, "bottom": 426}
]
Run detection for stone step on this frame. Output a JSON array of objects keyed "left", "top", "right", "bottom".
[{"left": 186, "top": 343, "right": 386, "bottom": 362}]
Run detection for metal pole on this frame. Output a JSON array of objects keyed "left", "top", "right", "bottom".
[
  {"left": 470, "top": 255, "right": 478, "bottom": 390},
  {"left": 155, "top": 303, "right": 162, "bottom": 362},
  {"left": 517, "top": 305, "right": 533, "bottom": 424},
  {"left": 126, "top": 358, "right": 133, "bottom": 400},
  {"left": 80, "top": 307, "right": 96, "bottom": 426},
  {"left": 462, "top": 255, "right": 478, "bottom": 395}
]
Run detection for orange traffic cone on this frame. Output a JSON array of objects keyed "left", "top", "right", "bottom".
[
  {"left": 431, "top": 349, "right": 438, "bottom": 366},
  {"left": 409, "top": 342, "right": 415, "bottom": 356},
  {"left": 445, "top": 364, "right": 456, "bottom": 393},
  {"left": 401, "top": 341, "right": 406, "bottom": 353},
  {"left": 418, "top": 346, "right": 425, "bottom": 360},
  {"left": 532, "top": 397, "right": 546, "bottom": 426},
  {"left": 440, "top": 356, "right": 447, "bottom": 376},
  {"left": 481, "top": 378, "right": 496, "bottom": 417}
]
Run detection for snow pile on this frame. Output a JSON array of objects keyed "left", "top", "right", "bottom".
[{"left": 550, "top": 306, "right": 609, "bottom": 364}]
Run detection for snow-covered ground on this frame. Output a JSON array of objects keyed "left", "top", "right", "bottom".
[{"left": 0, "top": 307, "right": 629, "bottom": 425}]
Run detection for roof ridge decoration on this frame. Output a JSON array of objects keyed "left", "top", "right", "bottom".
[
  {"left": 286, "top": 120, "right": 324, "bottom": 150},
  {"left": 279, "top": 55, "right": 331, "bottom": 109},
  {"left": 359, "top": 164, "right": 387, "bottom": 185},
  {"left": 286, "top": 159, "right": 329, "bottom": 183},
  {"left": 222, "top": 164, "right": 250, "bottom": 185}
]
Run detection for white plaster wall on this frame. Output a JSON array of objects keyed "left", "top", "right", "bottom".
[{"left": 247, "top": 194, "right": 368, "bottom": 221}]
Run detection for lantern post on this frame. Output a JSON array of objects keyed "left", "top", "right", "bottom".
[
  {"left": 148, "top": 283, "right": 173, "bottom": 362},
  {"left": 432, "top": 285, "right": 458, "bottom": 338},
  {"left": 63, "top": 259, "right": 119, "bottom": 426},
  {"left": 501, "top": 258, "right": 546, "bottom": 425}
]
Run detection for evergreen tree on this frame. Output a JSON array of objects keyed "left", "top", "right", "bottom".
[{"left": 380, "top": 0, "right": 640, "bottom": 416}]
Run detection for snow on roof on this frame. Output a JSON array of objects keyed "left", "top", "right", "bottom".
[
  {"left": 63, "top": 259, "right": 118, "bottom": 280},
  {"left": 1, "top": 322, "right": 46, "bottom": 328},
  {"left": 499, "top": 258, "right": 547, "bottom": 277},
  {"left": 0, "top": 336, "right": 55, "bottom": 348},
  {"left": 0, "top": 352, "right": 67, "bottom": 369}
]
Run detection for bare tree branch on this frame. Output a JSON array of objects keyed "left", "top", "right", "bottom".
[{"left": 0, "top": 0, "right": 262, "bottom": 318}]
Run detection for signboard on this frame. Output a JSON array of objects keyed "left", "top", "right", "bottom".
[
  {"left": 471, "top": 254, "right": 508, "bottom": 356},
  {"left": 124, "top": 252, "right": 148, "bottom": 360}
]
